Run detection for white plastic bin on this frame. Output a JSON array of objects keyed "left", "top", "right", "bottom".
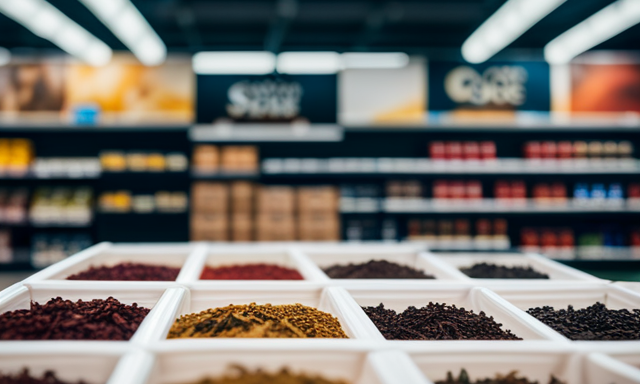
[
  {"left": 409, "top": 345, "right": 640, "bottom": 384},
  {"left": 0, "top": 282, "right": 188, "bottom": 347},
  {"left": 298, "top": 249, "right": 463, "bottom": 282},
  {"left": 117, "top": 345, "right": 429, "bottom": 384},
  {"left": 24, "top": 242, "right": 196, "bottom": 283},
  {"left": 491, "top": 283, "right": 640, "bottom": 351},
  {"left": 337, "top": 284, "right": 565, "bottom": 344},
  {"left": 586, "top": 352, "right": 640, "bottom": 384},
  {"left": 0, "top": 344, "right": 129, "bottom": 384},
  {"left": 426, "top": 252, "right": 603, "bottom": 285},
  {"left": 150, "top": 284, "right": 370, "bottom": 342}
]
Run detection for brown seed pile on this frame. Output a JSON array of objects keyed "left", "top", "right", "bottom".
[
  {"left": 177, "top": 366, "right": 348, "bottom": 384},
  {"left": 460, "top": 263, "right": 549, "bottom": 279},
  {"left": 168, "top": 303, "right": 348, "bottom": 339},
  {"left": 362, "top": 303, "right": 521, "bottom": 340},
  {"left": 436, "top": 369, "right": 565, "bottom": 384},
  {"left": 0, "top": 369, "right": 87, "bottom": 384},
  {"left": 66, "top": 262, "right": 181, "bottom": 281},
  {"left": 527, "top": 302, "right": 640, "bottom": 340},
  {"left": 323, "top": 260, "right": 435, "bottom": 279},
  {"left": 0, "top": 297, "right": 150, "bottom": 340}
]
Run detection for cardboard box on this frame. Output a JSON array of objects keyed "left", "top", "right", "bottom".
[
  {"left": 191, "top": 182, "right": 228, "bottom": 212},
  {"left": 192, "top": 145, "right": 219, "bottom": 171},
  {"left": 191, "top": 212, "right": 228, "bottom": 241},
  {"left": 221, "top": 146, "right": 259, "bottom": 171},
  {"left": 256, "top": 213, "right": 295, "bottom": 241},
  {"left": 297, "top": 186, "right": 338, "bottom": 213},
  {"left": 231, "top": 181, "right": 254, "bottom": 213},
  {"left": 256, "top": 186, "right": 295, "bottom": 214},
  {"left": 298, "top": 213, "right": 340, "bottom": 241},
  {"left": 231, "top": 213, "right": 253, "bottom": 242}
]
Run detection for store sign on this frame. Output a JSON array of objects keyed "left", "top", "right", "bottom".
[
  {"left": 197, "top": 74, "right": 337, "bottom": 123},
  {"left": 428, "top": 61, "right": 550, "bottom": 111}
]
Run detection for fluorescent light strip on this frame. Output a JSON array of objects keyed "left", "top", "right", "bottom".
[
  {"left": 0, "top": 0, "right": 112, "bottom": 66},
  {"left": 0, "top": 47, "right": 10, "bottom": 66},
  {"left": 462, "top": 0, "right": 566, "bottom": 63},
  {"left": 545, "top": 0, "right": 640, "bottom": 65},
  {"left": 277, "top": 52, "right": 342, "bottom": 74},
  {"left": 342, "top": 52, "right": 409, "bottom": 69},
  {"left": 79, "top": 0, "right": 166, "bottom": 66},
  {"left": 193, "top": 52, "right": 276, "bottom": 74}
]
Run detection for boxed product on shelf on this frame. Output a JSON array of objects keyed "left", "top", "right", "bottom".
[
  {"left": 29, "top": 187, "right": 93, "bottom": 226},
  {"left": 429, "top": 141, "right": 496, "bottom": 160},
  {"left": 30, "top": 233, "right": 92, "bottom": 268},
  {"left": 192, "top": 145, "right": 259, "bottom": 173},
  {"left": 0, "top": 188, "right": 29, "bottom": 224},
  {"left": 32, "top": 157, "right": 101, "bottom": 178},
  {"left": 191, "top": 212, "right": 228, "bottom": 241},
  {"left": 257, "top": 185, "right": 295, "bottom": 213},
  {"left": 0, "top": 138, "right": 34, "bottom": 176},
  {"left": 407, "top": 218, "right": 510, "bottom": 250},
  {"left": 101, "top": 151, "right": 188, "bottom": 173},
  {"left": 0, "top": 229, "right": 11, "bottom": 263}
]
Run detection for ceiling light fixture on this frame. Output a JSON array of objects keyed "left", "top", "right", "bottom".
[
  {"left": 545, "top": 0, "right": 640, "bottom": 65},
  {"left": 342, "top": 52, "right": 410, "bottom": 69},
  {"left": 276, "top": 52, "right": 342, "bottom": 74},
  {"left": 193, "top": 52, "right": 276, "bottom": 74},
  {"left": 462, "top": 0, "right": 566, "bottom": 63},
  {"left": 0, "top": 0, "right": 112, "bottom": 66},
  {"left": 79, "top": 0, "right": 166, "bottom": 66}
]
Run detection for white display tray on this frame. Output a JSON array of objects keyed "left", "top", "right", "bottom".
[
  {"left": 408, "top": 344, "right": 640, "bottom": 384},
  {"left": 614, "top": 281, "right": 640, "bottom": 294},
  {"left": 299, "top": 249, "right": 464, "bottom": 283},
  {"left": 491, "top": 283, "right": 640, "bottom": 351},
  {"left": 426, "top": 252, "right": 604, "bottom": 285},
  {"left": 0, "top": 344, "right": 129, "bottom": 384},
  {"left": 338, "top": 284, "right": 566, "bottom": 344},
  {"left": 147, "top": 284, "right": 370, "bottom": 343},
  {"left": 0, "top": 282, "right": 188, "bottom": 347},
  {"left": 114, "top": 345, "right": 429, "bottom": 384},
  {"left": 586, "top": 352, "right": 640, "bottom": 384},
  {"left": 24, "top": 242, "right": 196, "bottom": 284}
]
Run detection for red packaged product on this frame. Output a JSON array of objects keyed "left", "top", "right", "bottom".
[
  {"left": 533, "top": 183, "right": 551, "bottom": 200},
  {"left": 445, "top": 141, "right": 463, "bottom": 160},
  {"left": 480, "top": 141, "right": 496, "bottom": 159},
  {"left": 429, "top": 141, "right": 446, "bottom": 159},
  {"left": 494, "top": 180, "right": 511, "bottom": 200},
  {"left": 631, "top": 230, "right": 640, "bottom": 246},
  {"left": 449, "top": 181, "right": 466, "bottom": 199},
  {"left": 463, "top": 141, "right": 480, "bottom": 160},
  {"left": 551, "top": 182, "right": 567, "bottom": 200},
  {"left": 493, "top": 219, "right": 508, "bottom": 235},
  {"left": 465, "top": 181, "right": 483, "bottom": 199},
  {"left": 511, "top": 181, "right": 527, "bottom": 199},
  {"left": 520, "top": 228, "right": 539, "bottom": 247},
  {"left": 433, "top": 180, "right": 449, "bottom": 199},
  {"left": 475, "top": 219, "right": 492, "bottom": 236},
  {"left": 557, "top": 141, "right": 573, "bottom": 159},
  {"left": 628, "top": 183, "right": 640, "bottom": 198},
  {"left": 559, "top": 229, "right": 574, "bottom": 247},
  {"left": 541, "top": 229, "right": 558, "bottom": 248},
  {"left": 524, "top": 141, "right": 541, "bottom": 159},
  {"left": 541, "top": 141, "right": 557, "bottom": 159}
]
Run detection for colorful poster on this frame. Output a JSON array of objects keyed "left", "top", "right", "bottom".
[
  {"left": 0, "top": 62, "right": 66, "bottom": 114},
  {"left": 196, "top": 74, "right": 337, "bottom": 124},
  {"left": 64, "top": 54, "right": 194, "bottom": 123},
  {"left": 570, "top": 63, "right": 640, "bottom": 113},
  {"left": 428, "top": 61, "right": 551, "bottom": 113}
]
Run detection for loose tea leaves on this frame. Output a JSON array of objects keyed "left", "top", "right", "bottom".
[
  {"left": 323, "top": 260, "right": 435, "bottom": 279},
  {"left": 66, "top": 262, "right": 181, "bottom": 281},
  {"left": 460, "top": 263, "right": 549, "bottom": 279},
  {"left": 200, "top": 264, "right": 304, "bottom": 280},
  {"left": 0, "top": 296, "right": 150, "bottom": 340},
  {"left": 168, "top": 303, "right": 348, "bottom": 339},
  {"left": 436, "top": 369, "right": 566, "bottom": 384},
  {"left": 177, "top": 366, "right": 349, "bottom": 384},
  {"left": 527, "top": 302, "right": 640, "bottom": 340},
  {"left": 362, "top": 303, "right": 521, "bottom": 340},
  {"left": 0, "top": 369, "right": 87, "bottom": 384}
]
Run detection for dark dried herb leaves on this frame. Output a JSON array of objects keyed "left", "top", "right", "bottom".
[
  {"left": 178, "top": 366, "right": 348, "bottom": 384},
  {"left": 436, "top": 369, "right": 566, "bottom": 384},
  {"left": 323, "top": 260, "right": 434, "bottom": 279},
  {"left": 460, "top": 263, "right": 549, "bottom": 279},
  {"left": 66, "top": 262, "right": 181, "bottom": 281},
  {"left": 362, "top": 303, "right": 521, "bottom": 340},
  {"left": 0, "top": 296, "right": 150, "bottom": 340},
  {"left": 527, "top": 302, "right": 640, "bottom": 340},
  {"left": 0, "top": 369, "right": 87, "bottom": 384}
]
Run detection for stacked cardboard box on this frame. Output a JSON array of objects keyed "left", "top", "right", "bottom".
[
  {"left": 192, "top": 145, "right": 258, "bottom": 174},
  {"left": 230, "top": 181, "right": 254, "bottom": 241},
  {"left": 256, "top": 186, "right": 296, "bottom": 241},
  {"left": 190, "top": 182, "right": 229, "bottom": 241},
  {"left": 298, "top": 186, "right": 340, "bottom": 241}
]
